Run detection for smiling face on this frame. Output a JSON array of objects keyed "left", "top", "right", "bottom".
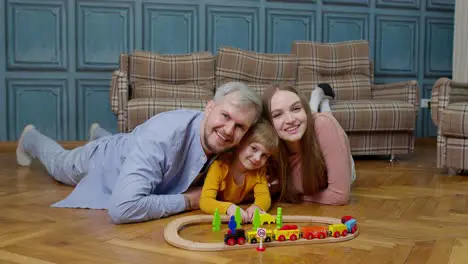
[
  {"left": 236, "top": 141, "right": 271, "bottom": 171},
  {"left": 269, "top": 90, "right": 308, "bottom": 143},
  {"left": 201, "top": 91, "right": 258, "bottom": 155}
]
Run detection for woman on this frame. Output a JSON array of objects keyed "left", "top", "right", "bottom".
[{"left": 262, "top": 84, "right": 354, "bottom": 205}]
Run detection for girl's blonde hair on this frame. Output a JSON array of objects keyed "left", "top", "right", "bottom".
[
  {"left": 218, "top": 118, "right": 280, "bottom": 163},
  {"left": 238, "top": 118, "right": 280, "bottom": 160}
]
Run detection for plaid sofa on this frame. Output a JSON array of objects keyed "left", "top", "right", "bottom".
[
  {"left": 431, "top": 78, "right": 468, "bottom": 172},
  {"left": 292, "top": 40, "right": 419, "bottom": 156},
  {"left": 110, "top": 40, "right": 419, "bottom": 156},
  {"left": 215, "top": 47, "right": 298, "bottom": 97},
  {"left": 110, "top": 47, "right": 299, "bottom": 132},
  {"left": 110, "top": 50, "right": 216, "bottom": 131}
]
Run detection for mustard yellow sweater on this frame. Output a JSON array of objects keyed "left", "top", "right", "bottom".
[{"left": 199, "top": 160, "right": 271, "bottom": 215}]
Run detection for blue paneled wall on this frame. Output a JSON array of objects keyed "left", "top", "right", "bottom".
[{"left": 0, "top": 0, "right": 455, "bottom": 141}]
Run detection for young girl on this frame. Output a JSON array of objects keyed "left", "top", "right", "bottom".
[{"left": 199, "top": 118, "right": 279, "bottom": 223}]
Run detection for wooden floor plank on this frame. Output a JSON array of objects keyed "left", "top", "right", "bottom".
[
  {"left": 0, "top": 250, "right": 56, "bottom": 264},
  {"left": 449, "top": 239, "right": 468, "bottom": 264},
  {"left": 1, "top": 139, "right": 468, "bottom": 263}
]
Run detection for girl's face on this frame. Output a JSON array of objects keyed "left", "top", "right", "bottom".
[
  {"left": 269, "top": 90, "right": 307, "bottom": 143},
  {"left": 237, "top": 142, "right": 271, "bottom": 171}
]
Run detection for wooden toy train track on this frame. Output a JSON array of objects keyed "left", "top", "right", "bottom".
[{"left": 164, "top": 214, "right": 359, "bottom": 251}]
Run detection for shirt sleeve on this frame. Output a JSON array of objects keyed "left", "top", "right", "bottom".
[
  {"left": 305, "top": 113, "right": 352, "bottom": 205},
  {"left": 107, "top": 126, "right": 185, "bottom": 224},
  {"left": 199, "top": 161, "right": 234, "bottom": 215},
  {"left": 252, "top": 169, "right": 272, "bottom": 212}
]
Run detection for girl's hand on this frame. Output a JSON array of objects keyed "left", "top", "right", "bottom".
[
  {"left": 246, "top": 204, "right": 265, "bottom": 222},
  {"left": 226, "top": 205, "right": 249, "bottom": 223}
]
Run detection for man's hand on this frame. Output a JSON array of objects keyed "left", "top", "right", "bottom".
[
  {"left": 226, "top": 204, "right": 249, "bottom": 223},
  {"left": 183, "top": 186, "right": 202, "bottom": 211}
]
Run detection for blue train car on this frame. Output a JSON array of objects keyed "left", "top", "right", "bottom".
[{"left": 344, "top": 218, "right": 357, "bottom": 234}]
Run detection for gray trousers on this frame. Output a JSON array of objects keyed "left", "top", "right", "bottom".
[{"left": 22, "top": 126, "right": 112, "bottom": 186}]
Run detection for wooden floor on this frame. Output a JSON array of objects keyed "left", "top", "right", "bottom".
[{"left": 1, "top": 139, "right": 467, "bottom": 263}]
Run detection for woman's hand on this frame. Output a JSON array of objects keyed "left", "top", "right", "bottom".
[
  {"left": 226, "top": 204, "right": 249, "bottom": 223},
  {"left": 246, "top": 204, "right": 265, "bottom": 222}
]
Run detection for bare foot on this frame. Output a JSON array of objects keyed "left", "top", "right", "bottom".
[{"left": 16, "top": 124, "right": 35, "bottom": 166}]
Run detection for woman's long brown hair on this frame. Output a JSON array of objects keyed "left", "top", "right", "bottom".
[{"left": 261, "top": 84, "right": 328, "bottom": 203}]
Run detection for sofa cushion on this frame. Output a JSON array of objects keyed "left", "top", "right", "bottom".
[
  {"left": 292, "top": 40, "right": 373, "bottom": 100},
  {"left": 127, "top": 98, "right": 208, "bottom": 131},
  {"left": 442, "top": 103, "right": 468, "bottom": 137},
  {"left": 132, "top": 81, "right": 214, "bottom": 100},
  {"left": 215, "top": 47, "right": 298, "bottom": 94},
  {"left": 331, "top": 100, "right": 416, "bottom": 132},
  {"left": 297, "top": 66, "right": 373, "bottom": 101},
  {"left": 128, "top": 50, "right": 216, "bottom": 95}
]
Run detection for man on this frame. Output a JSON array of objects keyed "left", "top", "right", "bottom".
[{"left": 16, "top": 81, "right": 262, "bottom": 224}]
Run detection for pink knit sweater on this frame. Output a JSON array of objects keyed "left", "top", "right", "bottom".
[{"left": 290, "top": 112, "right": 352, "bottom": 205}]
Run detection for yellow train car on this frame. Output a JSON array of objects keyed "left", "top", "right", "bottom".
[
  {"left": 328, "top": 223, "right": 348, "bottom": 237},
  {"left": 246, "top": 229, "right": 273, "bottom": 244}
]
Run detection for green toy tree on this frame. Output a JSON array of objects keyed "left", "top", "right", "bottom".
[
  {"left": 235, "top": 207, "right": 242, "bottom": 228},
  {"left": 212, "top": 208, "right": 221, "bottom": 232},
  {"left": 252, "top": 208, "right": 261, "bottom": 230},
  {"left": 276, "top": 207, "right": 283, "bottom": 229}
]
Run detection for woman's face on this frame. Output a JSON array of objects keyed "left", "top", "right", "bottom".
[{"left": 269, "top": 90, "right": 307, "bottom": 143}]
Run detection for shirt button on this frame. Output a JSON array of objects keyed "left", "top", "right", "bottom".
[{"left": 201, "top": 156, "right": 207, "bottom": 162}]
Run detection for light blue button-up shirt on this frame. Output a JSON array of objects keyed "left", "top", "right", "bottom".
[{"left": 51, "top": 110, "right": 209, "bottom": 224}]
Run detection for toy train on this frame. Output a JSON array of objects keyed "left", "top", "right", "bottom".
[{"left": 223, "top": 215, "right": 358, "bottom": 246}]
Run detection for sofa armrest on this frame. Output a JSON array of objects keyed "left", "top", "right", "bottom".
[
  {"left": 110, "top": 70, "right": 130, "bottom": 132},
  {"left": 430, "top": 78, "right": 468, "bottom": 127},
  {"left": 371, "top": 80, "right": 419, "bottom": 108}
]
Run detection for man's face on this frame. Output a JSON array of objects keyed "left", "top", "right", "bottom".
[{"left": 201, "top": 92, "right": 258, "bottom": 155}]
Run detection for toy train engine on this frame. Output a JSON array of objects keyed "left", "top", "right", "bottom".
[
  {"left": 341, "top": 216, "right": 354, "bottom": 223},
  {"left": 341, "top": 215, "right": 358, "bottom": 234},
  {"left": 273, "top": 225, "right": 300, "bottom": 241},
  {"left": 224, "top": 229, "right": 246, "bottom": 246},
  {"left": 344, "top": 218, "right": 357, "bottom": 234},
  {"left": 300, "top": 226, "right": 328, "bottom": 239}
]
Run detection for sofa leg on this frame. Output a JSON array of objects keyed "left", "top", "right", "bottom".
[
  {"left": 389, "top": 154, "right": 396, "bottom": 163},
  {"left": 445, "top": 168, "right": 468, "bottom": 175}
]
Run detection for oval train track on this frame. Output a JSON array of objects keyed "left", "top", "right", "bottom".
[{"left": 164, "top": 214, "right": 359, "bottom": 251}]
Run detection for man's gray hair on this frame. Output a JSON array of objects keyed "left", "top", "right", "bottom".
[{"left": 213, "top": 81, "right": 262, "bottom": 122}]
